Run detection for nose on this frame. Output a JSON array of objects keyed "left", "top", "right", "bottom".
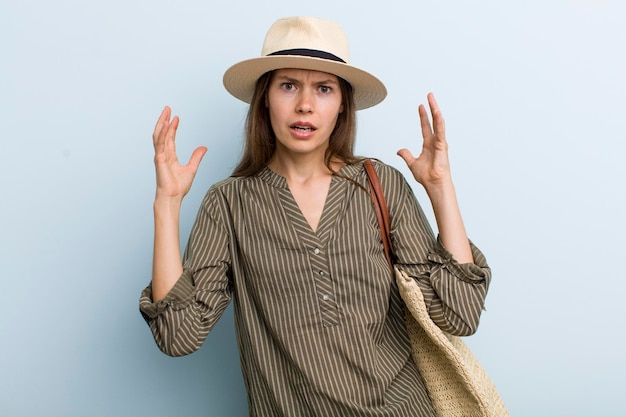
[{"left": 296, "top": 89, "right": 314, "bottom": 114}]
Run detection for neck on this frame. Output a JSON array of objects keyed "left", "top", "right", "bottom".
[
  {"left": 268, "top": 154, "right": 325, "bottom": 181},
  {"left": 268, "top": 151, "right": 344, "bottom": 183}
]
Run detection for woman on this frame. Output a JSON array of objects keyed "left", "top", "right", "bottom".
[{"left": 140, "top": 16, "right": 491, "bottom": 417}]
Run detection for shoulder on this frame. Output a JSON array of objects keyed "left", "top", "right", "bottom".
[
  {"left": 193, "top": 175, "right": 263, "bottom": 227},
  {"left": 200, "top": 169, "right": 279, "bottom": 208},
  {"left": 361, "top": 158, "right": 420, "bottom": 212},
  {"left": 342, "top": 158, "right": 404, "bottom": 182},
  {"left": 367, "top": 158, "right": 404, "bottom": 180},
  {"left": 209, "top": 176, "right": 243, "bottom": 192},
  {"left": 196, "top": 175, "right": 250, "bottom": 211},
  {"left": 362, "top": 158, "right": 411, "bottom": 192},
  {"left": 206, "top": 172, "right": 267, "bottom": 195}
]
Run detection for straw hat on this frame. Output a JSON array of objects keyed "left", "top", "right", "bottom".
[{"left": 223, "top": 16, "right": 387, "bottom": 110}]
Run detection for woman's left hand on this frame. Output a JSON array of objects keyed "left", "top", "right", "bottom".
[
  {"left": 397, "top": 93, "right": 474, "bottom": 263},
  {"left": 397, "top": 92, "right": 452, "bottom": 191}
]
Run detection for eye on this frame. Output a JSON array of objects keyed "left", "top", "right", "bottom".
[
  {"left": 319, "top": 85, "right": 332, "bottom": 94},
  {"left": 281, "top": 82, "right": 295, "bottom": 91}
]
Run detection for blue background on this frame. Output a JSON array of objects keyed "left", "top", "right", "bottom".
[{"left": 2, "top": 1, "right": 625, "bottom": 416}]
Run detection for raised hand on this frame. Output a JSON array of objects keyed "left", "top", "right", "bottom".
[
  {"left": 397, "top": 93, "right": 451, "bottom": 191},
  {"left": 397, "top": 93, "right": 474, "bottom": 263},
  {"left": 153, "top": 106, "right": 207, "bottom": 201},
  {"left": 151, "top": 107, "right": 207, "bottom": 301}
]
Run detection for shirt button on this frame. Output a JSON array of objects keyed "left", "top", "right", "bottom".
[
  {"left": 322, "top": 294, "right": 329, "bottom": 301},
  {"left": 314, "top": 248, "right": 320, "bottom": 255},
  {"left": 319, "top": 271, "right": 324, "bottom": 276}
]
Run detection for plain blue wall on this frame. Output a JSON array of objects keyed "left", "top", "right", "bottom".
[{"left": 2, "top": 1, "right": 625, "bottom": 416}]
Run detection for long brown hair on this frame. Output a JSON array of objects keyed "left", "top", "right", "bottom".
[{"left": 231, "top": 70, "right": 360, "bottom": 177}]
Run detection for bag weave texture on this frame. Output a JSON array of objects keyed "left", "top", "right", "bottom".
[{"left": 395, "top": 266, "right": 509, "bottom": 417}]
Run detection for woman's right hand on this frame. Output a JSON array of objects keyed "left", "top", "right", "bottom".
[{"left": 153, "top": 106, "right": 207, "bottom": 201}]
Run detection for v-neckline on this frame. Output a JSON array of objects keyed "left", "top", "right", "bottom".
[
  {"left": 285, "top": 175, "right": 340, "bottom": 239},
  {"left": 258, "top": 164, "right": 359, "bottom": 241}
]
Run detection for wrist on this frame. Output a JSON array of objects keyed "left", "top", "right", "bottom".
[
  {"left": 423, "top": 177, "right": 455, "bottom": 200},
  {"left": 153, "top": 195, "right": 183, "bottom": 216}
]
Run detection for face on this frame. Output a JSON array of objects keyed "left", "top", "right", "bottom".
[{"left": 267, "top": 68, "right": 344, "bottom": 159}]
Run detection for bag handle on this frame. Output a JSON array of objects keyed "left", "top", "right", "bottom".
[{"left": 363, "top": 159, "right": 395, "bottom": 269}]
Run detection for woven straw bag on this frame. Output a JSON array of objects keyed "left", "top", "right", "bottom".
[{"left": 364, "top": 160, "right": 509, "bottom": 417}]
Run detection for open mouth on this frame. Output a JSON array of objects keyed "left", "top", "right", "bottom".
[{"left": 291, "top": 124, "right": 316, "bottom": 132}]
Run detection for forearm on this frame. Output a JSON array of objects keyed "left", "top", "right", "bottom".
[
  {"left": 424, "top": 180, "right": 474, "bottom": 264},
  {"left": 152, "top": 197, "right": 185, "bottom": 301}
]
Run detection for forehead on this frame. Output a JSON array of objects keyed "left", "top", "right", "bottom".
[{"left": 272, "top": 68, "right": 340, "bottom": 82}]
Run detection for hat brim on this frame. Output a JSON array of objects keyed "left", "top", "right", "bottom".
[{"left": 223, "top": 55, "right": 387, "bottom": 111}]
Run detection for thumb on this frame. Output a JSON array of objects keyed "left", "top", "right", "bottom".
[
  {"left": 396, "top": 148, "right": 415, "bottom": 166},
  {"left": 188, "top": 146, "right": 208, "bottom": 171}
]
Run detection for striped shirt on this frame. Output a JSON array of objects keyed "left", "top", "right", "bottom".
[{"left": 140, "top": 160, "right": 491, "bottom": 417}]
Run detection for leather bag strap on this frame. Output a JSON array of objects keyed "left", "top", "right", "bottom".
[{"left": 363, "top": 159, "right": 395, "bottom": 269}]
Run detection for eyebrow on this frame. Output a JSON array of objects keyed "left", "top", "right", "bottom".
[{"left": 273, "top": 74, "right": 339, "bottom": 85}]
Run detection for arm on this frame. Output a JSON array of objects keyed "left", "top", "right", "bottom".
[
  {"left": 141, "top": 190, "right": 233, "bottom": 356},
  {"left": 397, "top": 93, "right": 473, "bottom": 264},
  {"left": 151, "top": 107, "right": 207, "bottom": 301},
  {"left": 140, "top": 108, "right": 234, "bottom": 356},
  {"left": 395, "top": 93, "right": 489, "bottom": 335}
]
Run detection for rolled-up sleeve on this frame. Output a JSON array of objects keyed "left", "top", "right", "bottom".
[
  {"left": 139, "top": 187, "right": 233, "bottom": 356},
  {"left": 387, "top": 167, "right": 491, "bottom": 337},
  {"left": 415, "top": 237, "right": 490, "bottom": 336}
]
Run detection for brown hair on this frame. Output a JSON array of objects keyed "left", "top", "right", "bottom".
[{"left": 231, "top": 71, "right": 360, "bottom": 177}]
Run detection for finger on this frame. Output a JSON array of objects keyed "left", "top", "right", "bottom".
[
  {"left": 417, "top": 104, "right": 433, "bottom": 137},
  {"left": 187, "top": 146, "right": 208, "bottom": 172},
  {"left": 153, "top": 106, "right": 171, "bottom": 146},
  {"left": 396, "top": 148, "right": 416, "bottom": 165},
  {"left": 427, "top": 92, "right": 440, "bottom": 115},
  {"left": 427, "top": 93, "right": 446, "bottom": 139},
  {"left": 164, "top": 115, "right": 180, "bottom": 154},
  {"left": 418, "top": 103, "right": 434, "bottom": 143}
]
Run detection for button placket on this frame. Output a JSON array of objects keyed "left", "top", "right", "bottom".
[{"left": 309, "top": 243, "right": 340, "bottom": 327}]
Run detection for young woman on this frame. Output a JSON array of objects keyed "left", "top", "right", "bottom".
[{"left": 140, "top": 16, "right": 491, "bottom": 417}]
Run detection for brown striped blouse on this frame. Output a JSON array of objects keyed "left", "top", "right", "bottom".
[{"left": 139, "top": 160, "right": 491, "bottom": 417}]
